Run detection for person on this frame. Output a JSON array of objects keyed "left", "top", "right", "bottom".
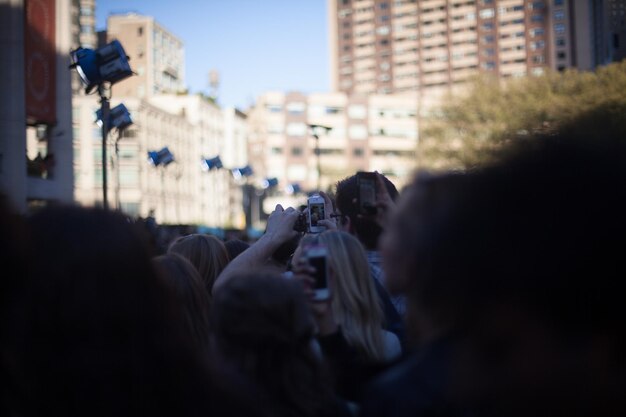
[
  {"left": 168, "top": 233, "right": 229, "bottom": 299},
  {"left": 213, "top": 204, "right": 301, "bottom": 293},
  {"left": 3, "top": 204, "right": 266, "bottom": 417},
  {"left": 334, "top": 172, "right": 405, "bottom": 345},
  {"left": 211, "top": 271, "right": 352, "bottom": 417},
  {"left": 151, "top": 252, "right": 212, "bottom": 352},
  {"left": 224, "top": 238, "right": 251, "bottom": 261},
  {"left": 290, "top": 231, "right": 402, "bottom": 407},
  {"left": 298, "top": 231, "right": 401, "bottom": 362},
  {"left": 360, "top": 115, "right": 626, "bottom": 417}
]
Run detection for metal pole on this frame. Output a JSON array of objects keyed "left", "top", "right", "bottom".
[
  {"left": 99, "top": 86, "right": 110, "bottom": 210},
  {"left": 314, "top": 133, "right": 321, "bottom": 190},
  {"left": 115, "top": 132, "right": 121, "bottom": 210}
]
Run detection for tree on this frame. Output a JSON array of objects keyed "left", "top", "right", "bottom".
[{"left": 418, "top": 61, "right": 626, "bottom": 171}]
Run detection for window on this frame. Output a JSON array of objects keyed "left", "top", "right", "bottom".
[
  {"left": 530, "top": 1, "right": 545, "bottom": 9},
  {"left": 353, "top": 148, "right": 364, "bottom": 157},
  {"left": 482, "top": 22, "right": 494, "bottom": 30},
  {"left": 556, "top": 37, "right": 566, "bottom": 46},
  {"left": 531, "top": 14, "right": 544, "bottom": 22},
  {"left": 483, "top": 48, "right": 495, "bottom": 56},
  {"left": 349, "top": 125, "right": 368, "bottom": 140},
  {"left": 555, "top": 23, "right": 565, "bottom": 34},
  {"left": 554, "top": 10, "right": 565, "bottom": 20},
  {"left": 531, "top": 40, "right": 545, "bottom": 50},
  {"left": 554, "top": 0, "right": 564, "bottom": 5},
  {"left": 290, "top": 147, "right": 303, "bottom": 156},
  {"left": 532, "top": 55, "right": 545, "bottom": 64},
  {"left": 479, "top": 8, "right": 495, "bottom": 19},
  {"left": 532, "top": 28, "right": 544, "bottom": 37},
  {"left": 266, "top": 104, "right": 282, "bottom": 113},
  {"left": 482, "top": 35, "right": 495, "bottom": 44},
  {"left": 557, "top": 51, "right": 567, "bottom": 60},
  {"left": 270, "top": 147, "right": 283, "bottom": 155},
  {"left": 286, "top": 102, "right": 306, "bottom": 114},
  {"left": 286, "top": 123, "right": 307, "bottom": 137},
  {"left": 138, "top": 27, "right": 143, "bottom": 36},
  {"left": 482, "top": 61, "right": 496, "bottom": 70}
]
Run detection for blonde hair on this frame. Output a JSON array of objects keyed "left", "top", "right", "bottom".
[
  {"left": 317, "top": 230, "right": 387, "bottom": 361},
  {"left": 168, "top": 234, "right": 229, "bottom": 297}
]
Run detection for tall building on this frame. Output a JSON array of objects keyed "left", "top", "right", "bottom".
[
  {"left": 106, "top": 13, "right": 186, "bottom": 98},
  {"left": 329, "top": 0, "right": 624, "bottom": 101}
]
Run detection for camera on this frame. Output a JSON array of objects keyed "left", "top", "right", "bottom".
[
  {"left": 293, "top": 212, "right": 308, "bottom": 233},
  {"left": 356, "top": 171, "right": 377, "bottom": 215}
]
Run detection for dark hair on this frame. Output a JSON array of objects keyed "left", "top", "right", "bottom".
[
  {"left": 152, "top": 253, "right": 212, "bottom": 352},
  {"left": 224, "top": 238, "right": 251, "bottom": 261},
  {"left": 4, "top": 205, "right": 265, "bottom": 417},
  {"left": 211, "top": 271, "right": 342, "bottom": 417},
  {"left": 335, "top": 172, "right": 399, "bottom": 250}
]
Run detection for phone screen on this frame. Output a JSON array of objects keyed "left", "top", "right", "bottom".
[
  {"left": 359, "top": 177, "right": 376, "bottom": 208},
  {"left": 308, "top": 254, "right": 327, "bottom": 289},
  {"left": 309, "top": 202, "right": 325, "bottom": 227}
]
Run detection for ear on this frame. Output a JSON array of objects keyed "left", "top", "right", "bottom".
[{"left": 338, "top": 215, "right": 352, "bottom": 233}]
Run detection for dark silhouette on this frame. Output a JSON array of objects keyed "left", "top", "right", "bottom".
[{"left": 3, "top": 204, "right": 266, "bottom": 417}]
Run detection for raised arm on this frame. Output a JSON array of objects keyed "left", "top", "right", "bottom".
[{"left": 213, "top": 204, "right": 300, "bottom": 293}]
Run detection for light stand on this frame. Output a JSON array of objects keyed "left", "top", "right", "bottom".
[
  {"left": 98, "top": 85, "right": 110, "bottom": 209},
  {"left": 308, "top": 124, "right": 332, "bottom": 191},
  {"left": 70, "top": 39, "right": 134, "bottom": 209}
]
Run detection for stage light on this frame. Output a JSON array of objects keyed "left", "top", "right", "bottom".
[
  {"left": 70, "top": 40, "right": 133, "bottom": 94},
  {"left": 95, "top": 103, "right": 132, "bottom": 130},
  {"left": 201, "top": 155, "right": 223, "bottom": 171},
  {"left": 147, "top": 147, "right": 175, "bottom": 167},
  {"left": 231, "top": 165, "right": 253, "bottom": 180},
  {"left": 262, "top": 177, "right": 279, "bottom": 189}
]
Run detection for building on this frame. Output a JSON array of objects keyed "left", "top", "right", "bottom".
[
  {"left": 0, "top": 0, "right": 74, "bottom": 212},
  {"left": 70, "top": 0, "right": 97, "bottom": 95},
  {"left": 329, "top": 0, "right": 625, "bottom": 103},
  {"left": 246, "top": 91, "right": 418, "bottom": 203},
  {"left": 106, "top": 13, "right": 186, "bottom": 98}
]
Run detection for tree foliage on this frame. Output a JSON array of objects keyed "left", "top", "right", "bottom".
[{"left": 419, "top": 60, "right": 626, "bottom": 171}]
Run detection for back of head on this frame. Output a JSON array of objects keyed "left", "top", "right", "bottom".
[
  {"left": 152, "top": 253, "right": 211, "bottom": 352},
  {"left": 335, "top": 172, "right": 399, "bottom": 250},
  {"left": 391, "top": 120, "right": 626, "bottom": 415},
  {"left": 224, "top": 238, "right": 251, "bottom": 261},
  {"left": 7, "top": 205, "right": 259, "bottom": 417},
  {"left": 211, "top": 271, "right": 338, "bottom": 417},
  {"left": 168, "top": 233, "right": 229, "bottom": 296},
  {"left": 318, "top": 230, "right": 386, "bottom": 360}
]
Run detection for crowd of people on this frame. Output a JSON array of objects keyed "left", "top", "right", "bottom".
[{"left": 1, "top": 114, "right": 624, "bottom": 417}]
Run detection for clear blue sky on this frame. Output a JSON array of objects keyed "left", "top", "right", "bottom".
[{"left": 96, "top": 0, "right": 330, "bottom": 110}]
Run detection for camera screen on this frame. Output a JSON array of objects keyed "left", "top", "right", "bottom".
[
  {"left": 309, "top": 203, "right": 325, "bottom": 226},
  {"left": 308, "top": 255, "right": 327, "bottom": 289},
  {"left": 359, "top": 178, "right": 376, "bottom": 207}
]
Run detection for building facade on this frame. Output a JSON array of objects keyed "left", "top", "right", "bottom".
[
  {"left": 247, "top": 91, "right": 418, "bottom": 198},
  {"left": 106, "top": 13, "right": 186, "bottom": 98},
  {"left": 329, "top": 0, "right": 625, "bottom": 101},
  {"left": 0, "top": 0, "right": 74, "bottom": 212}
]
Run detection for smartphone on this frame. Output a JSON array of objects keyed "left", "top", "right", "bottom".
[
  {"left": 307, "top": 194, "right": 326, "bottom": 234},
  {"left": 305, "top": 244, "right": 330, "bottom": 301},
  {"left": 356, "top": 171, "right": 377, "bottom": 215}
]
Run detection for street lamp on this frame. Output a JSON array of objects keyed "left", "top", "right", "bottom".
[
  {"left": 308, "top": 124, "right": 332, "bottom": 190},
  {"left": 70, "top": 39, "right": 134, "bottom": 210}
]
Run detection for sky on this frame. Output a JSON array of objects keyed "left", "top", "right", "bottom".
[{"left": 96, "top": 0, "right": 330, "bottom": 110}]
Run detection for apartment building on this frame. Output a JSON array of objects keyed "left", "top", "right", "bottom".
[
  {"left": 329, "top": 0, "right": 624, "bottom": 102},
  {"left": 106, "top": 13, "right": 186, "bottom": 98},
  {"left": 247, "top": 92, "right": 418, "bottom": 197}
]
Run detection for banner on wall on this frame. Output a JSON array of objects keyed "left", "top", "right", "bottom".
[{"left": 24, "top": 0, "right": 56, "bottom": 125}]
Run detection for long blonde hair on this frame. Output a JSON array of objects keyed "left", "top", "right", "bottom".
[
  {"left": 317, "top": 230, "right": 387, "bottom": 361},
  {"left": 168, "top": 233, "right": 229, "bottom": 297}
]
